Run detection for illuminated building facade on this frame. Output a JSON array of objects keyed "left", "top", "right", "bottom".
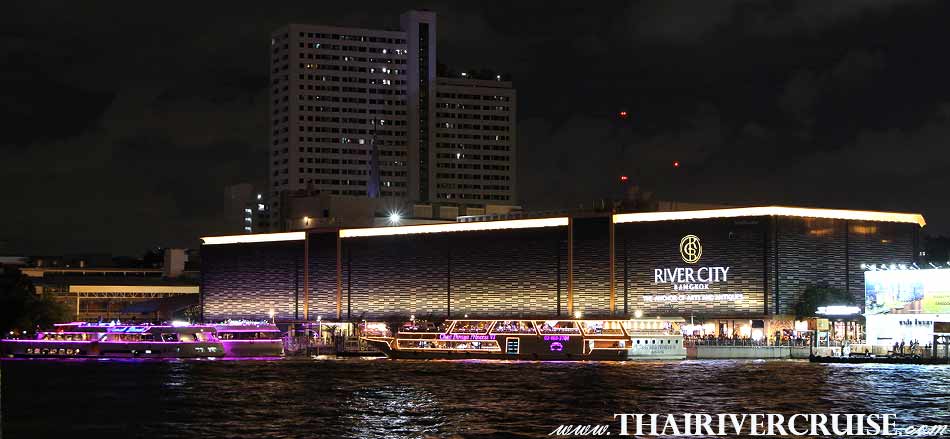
[{"left": 200, "top": 206, "right": 924, "bottom": 334}]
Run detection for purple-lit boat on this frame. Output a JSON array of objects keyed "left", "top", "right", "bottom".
[
  {"left": 1, "top": 322, "right": 224, "bottom": 358},
  {"left": 214, "top": 321, "right": 284, "bottom": 357},
  {"left": 1, "top": 321, "right": 284, "bottom": 358}
]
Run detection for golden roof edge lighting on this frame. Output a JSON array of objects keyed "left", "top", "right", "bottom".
[
  {"left": 612, "top": 206, "right": 926, "bottom": 227},
  {"left": 201, "top": 232, "right": 306, "bottom": 245},
  {"left": 340, "top": 217, "right": 569, "bottom": 238},
  {"left": 69, "top": 285, "right": 200, "bottom": 293}
]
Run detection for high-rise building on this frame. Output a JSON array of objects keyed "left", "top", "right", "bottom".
[
  {"left": 434, "top": 76, "right": 516, "bottom": 205},
  {"left": 268, "top": 10, "right": 516, "bottom": 230}
]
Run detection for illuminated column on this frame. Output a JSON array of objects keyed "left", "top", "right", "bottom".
[
  {"left": 609, "top": 215, "right": 616, "bottom": 316},
  {"left": 336, "top": 231, "right": 343, "bottom": 320},
  {"left": 567, "top": 216, "right": 574, "bottom": 316},
  {"left": 303, "top": 232, "right": 309, "bottom": 321}
]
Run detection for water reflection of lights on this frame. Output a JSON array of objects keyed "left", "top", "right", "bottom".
[
  {"left": 164, "top": 362, "right": 189, "bottom": 388},
  {"left": 342, "top": 386, "right": 447, "bottom": 437}
]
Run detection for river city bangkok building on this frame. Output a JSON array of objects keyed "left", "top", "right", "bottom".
[{"left": 199, "top": 205, "right": 925, "bottom": 341}]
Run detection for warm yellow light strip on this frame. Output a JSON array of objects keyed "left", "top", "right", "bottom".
[
  {"left": 69, "top": 285, "right": 200, "bottom": 293},
  {"left": 340, "top": 217, "right": 569, "bottom": 238},
  {"left": 612, "top": 206, "right": 926, "bottom": 227},
  {"left": 201, "top": 232, "right": 306, "bottom": 245}
]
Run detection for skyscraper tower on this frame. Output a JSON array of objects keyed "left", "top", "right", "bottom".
[{"left": 268, "top": 10, "right": 515, "bottom": 230}]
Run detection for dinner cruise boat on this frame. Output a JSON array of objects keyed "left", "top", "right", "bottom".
[
  {"left": 1, "top": 321, "right": 224, "bottom": 358},
  {"left": 361, "top": 318, "right": 686, "bottom": 361},
  {"left": 213, "top": 320, "right": 284, "bottom": 357}
]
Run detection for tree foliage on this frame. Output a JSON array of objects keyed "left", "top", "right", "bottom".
[
  {"left": 0, "top": 267, "right": 70, "bottom": 334},
  {"left": 793, "top": 284, "right": 855, "bottom": 319}
]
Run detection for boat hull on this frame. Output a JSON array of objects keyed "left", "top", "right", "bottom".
[
  {"left": 220, "top": 340, "right": 284, "bottom": 357},
  {"left": 365, "top": 336, "right": 683, "bottom": 361},
  {"left": 1, "top": 340, "right": 225, "bottom": 358}
]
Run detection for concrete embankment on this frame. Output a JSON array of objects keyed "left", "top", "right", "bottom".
[{"left": 688, "top": 346, "right": 812, "bottom": 359}]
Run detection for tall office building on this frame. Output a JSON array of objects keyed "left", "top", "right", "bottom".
[
  {"left": 434, "top": 76, "right": 516, "bottom": 204},
  {"left": 268, "top": 10, "right": 516, "bottom": 230}
]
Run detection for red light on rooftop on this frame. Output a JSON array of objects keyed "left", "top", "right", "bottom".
[
  {"left": 619, "top": 111, "right": 629, "bottom": 119},
  {"left": 673, "top": 160, "right": 680, "bottom": 168},
  {"left": 620, "top": 175, "right": 629, "bottom": 182}
]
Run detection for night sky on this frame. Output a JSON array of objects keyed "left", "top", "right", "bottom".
[{"left": 3, "top": 1, "right": 949, "bottom": 256}]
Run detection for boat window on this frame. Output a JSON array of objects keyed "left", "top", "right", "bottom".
[
  {"left": 41, "top": 332, "right": 93, "bottom": 341},
  {"left": 537, "top": 321, "right": 581, "bottom": 335},
  {"left": 491, "top": 320, "right": 535, "bottom": 334},
  {"left": 624, "top": 319, "right": 679, "bottom": 335},
  {"left": 218, "top": 331, "right": 280, "bottom": 340},
  {"left": 399, "top": 321, "right": 442, "bottom": 333},
  {"left": 161, "top": 333, "right": 180, "bottom": 342},
  {"left": 396, "top": 339, "right": 501, "bottom": 352},
  {"left": 450, "top": 321, "right": 491, "bottom": 334},
  {"left": 361, "top": 322, "right": 391, "bottom": 337},
  {"left": 580, "top": 321, "right": 625, "bottom": 336},
  {"left": 591, "top": 340, "right": 626, "bottom": 349}
]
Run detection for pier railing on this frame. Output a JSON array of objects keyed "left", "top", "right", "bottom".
[
  {"left": 685, "top": 338, "right": 813, "bottom": 347},
  {"left": 282, "top": 335, "right": 382, "bottom": 356}
]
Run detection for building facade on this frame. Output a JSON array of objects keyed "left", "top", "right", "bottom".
[
  {"left": 23, "top": 249, "right": 199, "bottom": 321},
  {"left": 225, "top": 183, "right": 269, "bottom": 234},
  {"left": 268, "top": 11, "right": 516, "bottom": 231},
  {"left": 200, "top": 206, "right": 924, "bottom": 336},
  {"left": 434, "top": 77, "right": 517, "bottom": 205}
]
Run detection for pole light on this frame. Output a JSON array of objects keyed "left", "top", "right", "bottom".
[{"left": 388, "top": 211, "right": 402, "bottom": 225}]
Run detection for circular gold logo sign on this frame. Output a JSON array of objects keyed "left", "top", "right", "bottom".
[{"left": 679, "top": 235, "right": 702, "bottom": 264}]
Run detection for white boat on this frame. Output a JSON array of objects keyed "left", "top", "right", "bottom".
[
  {"left": 1, "top": 320, "right": 284, "bottom": 358},
  {"left": 214, "top": 320, "right": 284, "bottom": 357},
  {"left": 1, "top": 322, "right": 223, "bottom": 358}
]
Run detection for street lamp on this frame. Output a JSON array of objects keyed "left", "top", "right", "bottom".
[
  {"left": 388, "top": 211, "right": 402, "bottom": 225},
  {"left": 268, "top": 308, "right": 275, "bottom": 324}
]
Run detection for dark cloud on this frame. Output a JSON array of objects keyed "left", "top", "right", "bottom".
[{"left": 1, "top": 0, "right": 949, "bottom": 256}]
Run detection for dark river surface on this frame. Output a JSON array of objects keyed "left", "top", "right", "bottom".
[{"left": 2, "top": 358, "right": 949, "bottom": 438}]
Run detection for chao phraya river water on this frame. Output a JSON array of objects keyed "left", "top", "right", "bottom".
[{"left": 2, "top": 358, "right": 949, "bottom": 438}]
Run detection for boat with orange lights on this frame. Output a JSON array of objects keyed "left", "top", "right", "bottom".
[{"left": 361, "top": 318, "right": 686, "bottom": 361}]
